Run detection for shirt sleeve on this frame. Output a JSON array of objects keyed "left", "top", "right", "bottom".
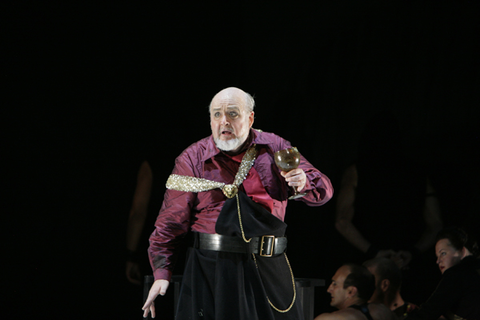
[
  {"left": 148, "top": 149, "right": 198, "bottom": 282},
  {"left": 268, "top": 133, "right": 334, "bottom": 206},
  {"left": 298, "top": 154, "right": 334, "bottom": 206}
]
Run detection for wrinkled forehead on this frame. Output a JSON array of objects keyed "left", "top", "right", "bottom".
[{"left": 210, "top": 90, "right": 247, "bottom": 113}]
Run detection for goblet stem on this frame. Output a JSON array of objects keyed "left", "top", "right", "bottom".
[{"left": 289, "top": 186, "right": 307, "bottom": 200}]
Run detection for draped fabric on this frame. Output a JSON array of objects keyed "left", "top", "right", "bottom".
[{"left": 177, "top": 193, "right": 300, "bottom": 320}]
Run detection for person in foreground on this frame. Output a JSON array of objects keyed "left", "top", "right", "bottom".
[
  {"left": 404, "top": 226, "right": 480, "bottom": 320},
  {"left": 363, "top": 258, "right": 418, "bottom": 319},
  {"left": 142, "top": 87, "right": 334, "bottom": 319},
  {"left": 315, "top": 264, "right": 395, "bottom": 320}
]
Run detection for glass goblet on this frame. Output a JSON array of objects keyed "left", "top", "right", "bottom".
[{"left": 274, "top": 147, "right": 307, "bottom": 199}]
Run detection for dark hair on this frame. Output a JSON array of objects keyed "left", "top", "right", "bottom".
[
  {"left": 436, "top": 226, "right": 479, "bottom": 257},
  {"left": 343, "top": 264, "right": 376, "bottom": 302},
  {"left": 363, "top": 258, "right": 402, "bottom": 293}
]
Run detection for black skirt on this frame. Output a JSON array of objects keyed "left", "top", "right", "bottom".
[
  {"left": 175, "top": 192, "right": 303, "bottom": 320},
  {"left": 175, "top": 248, "right": 303, "bottom": 320}
]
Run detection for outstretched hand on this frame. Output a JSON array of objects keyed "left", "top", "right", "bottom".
[
  {"left": 375, "top": 249, "right": 397, "bottom": 260},
  {"left": 126, "top": 261, "right": 142, "bottom": 285},
  {"left": 392, "top": 250, "right": 413, "bottom": 269},
  {"left": 142, "top": 279, "right": 170, "bottom": 318},
  {"left": 375, "top": 249, "right": 413, "bottom": 270},
  {"left": 281, "top": 168, "right": 307, "bottom": 191}
]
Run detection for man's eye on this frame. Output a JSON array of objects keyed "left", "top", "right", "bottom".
[
  {"left": 214, "top": 112, "right": 221, "bottom": 118},
  {"left": 229, "top": 111, "right": 238, "bottom": 118}
]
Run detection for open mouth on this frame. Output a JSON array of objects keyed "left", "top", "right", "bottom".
[{"left": 221, "top": 129, "right": 233, "bottom": 136}]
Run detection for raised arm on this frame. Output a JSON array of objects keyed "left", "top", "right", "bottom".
[
  {"left": 414, "top": 178, "right": 443, "bottom": 253},
  {"left": 394, "top": 178, "right": 443, "bottom": 268},
  {"left": 335, "top": 164, "right": 372, "bottom": 254},
  {"left": 267, "top": 133, "right": 333, "bottom": 206}
]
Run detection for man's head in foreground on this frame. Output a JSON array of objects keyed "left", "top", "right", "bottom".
[{"left": 327, "top": 264, "right": 375, "bottom": 310}]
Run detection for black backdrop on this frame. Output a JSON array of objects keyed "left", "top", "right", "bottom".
[{"left": 5, "top": 2, "right": 479, "bottom": 319}]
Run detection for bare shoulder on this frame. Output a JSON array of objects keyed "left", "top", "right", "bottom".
[
  {"left": 315, "top": 309, "right": 367, "bottom": 320},
  {"left": 369, "top": 303, "right": 396, "bottom": 320}
]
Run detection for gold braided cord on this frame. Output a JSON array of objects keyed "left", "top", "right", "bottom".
[
  {"left": 235, "top": 193, "right": 252, "bottom": 243},
  {"left": 252, "top": 253, "right": 297, "bottom": 313},
  {"left": 235, "top": 183, "right": 296, "bottom": 313}
]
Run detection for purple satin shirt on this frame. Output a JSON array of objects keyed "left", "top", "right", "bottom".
[{"left": 148, "top": 129, "right": 334, "bottom": 281}]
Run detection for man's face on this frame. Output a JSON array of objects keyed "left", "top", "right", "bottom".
[
  {"left": 327, "top": 266, "right": 350, "bottom": 310},
  {"left": 210, "top": 91, "right": 254, "bottom": 153},
  {"left": 436, "top": 239, "right": 463, "bottom": 274}
]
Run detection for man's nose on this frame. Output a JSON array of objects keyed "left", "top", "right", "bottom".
[{"left": 220, "top": 114, "right": 229, "bottom": 125}]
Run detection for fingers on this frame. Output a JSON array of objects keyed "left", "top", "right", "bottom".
[
  {"left": 151, "top": 303, "right": 156, "bottom": 318},
  {"left": 281, "top": 169, "right": 307, "bottom": 190},
  {"left": 376, "top": 249, "right": 396, "bottom": 259},
  {"left": 142, "top": 280, "right": 170, "bottom": 318},
  {"left": 142, "top": 291, "right": 158, "bottom": 318},
  {"left": 376, "top": 250, "right": 413, "bottom": 269},
  {"left": 142, "top": 293, "right": 155, "bottom": 316},
  {"left": 142, "top": 304, "right": 156, "bottom": 318},
  {"left": 394, "top": 250, "right": 413, "bottom": 269},
  {"left": 142, "top": 303, "right": 153, "bottom": 318}
]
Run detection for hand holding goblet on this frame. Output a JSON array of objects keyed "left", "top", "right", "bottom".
[{"left": 274, "top": 147, "right": 307, "bottom": 199}]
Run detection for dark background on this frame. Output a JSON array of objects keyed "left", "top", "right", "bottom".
[{"left": 5, "top": 2, "right": 479, "bottom": 319}]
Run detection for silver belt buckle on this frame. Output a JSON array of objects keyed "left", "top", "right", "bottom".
[{"left": 260, "top": 235, "right": 275, "bottom": 257}]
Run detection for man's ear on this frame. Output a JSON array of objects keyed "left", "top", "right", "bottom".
[
  {"left": 347, "top": 286, "right": 358, "bottom": 298},
  {"left": 380, "top": 279, "right": 390, "bottom": 293},
  {"left": 249, "top": 111, "right": 255, "bottom": 127}
]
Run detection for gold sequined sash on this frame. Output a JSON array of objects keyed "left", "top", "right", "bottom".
[{"left": 166, "top": 144, "right": 257, "bottom": 199}]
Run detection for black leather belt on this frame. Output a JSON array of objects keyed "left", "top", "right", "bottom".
[{"left": 193, "top": 232, "right": 287, "bottom": 257}]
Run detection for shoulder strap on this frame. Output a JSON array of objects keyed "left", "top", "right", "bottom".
[{"left": 349, "top": 304, "right": 374, "bottom": 320}]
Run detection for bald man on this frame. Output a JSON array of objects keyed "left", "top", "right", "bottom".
[
  {"left": 142, "top": 87, "right": 333, "bottom": 320},
  {"left": 315, "top": 264, "right": 395, "bottom": 320}
]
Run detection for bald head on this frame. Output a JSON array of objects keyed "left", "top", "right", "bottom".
[{"left": 209, "top": 87, "right": 255, "bottom": 114}]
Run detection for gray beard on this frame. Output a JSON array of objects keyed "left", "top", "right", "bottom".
[{"left": 214, "top": 137, "right": 242, "bottom": 151}]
